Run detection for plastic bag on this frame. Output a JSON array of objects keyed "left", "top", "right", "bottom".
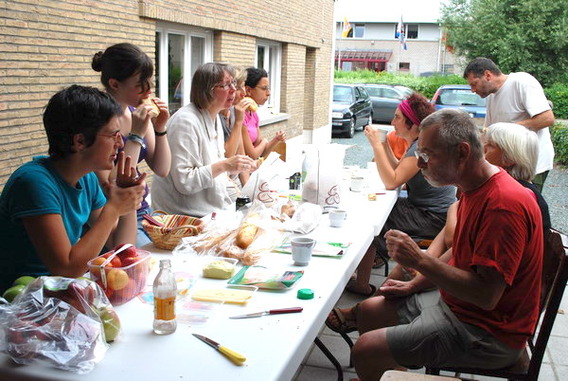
[
  {"left": 228, "top": 266, "right": 304, "bottom": 290},
  {"left": 241, "top": 152, "right": 287, "bottom": 206},
  {"left": 0, "top": 276, "right": 120, "bottom": 374},
  {"left": 176, "top": 201, "right": 283, "bottom": 265},
  {"left": 302, "top": 145, "right": 346, "bottom": 207}
]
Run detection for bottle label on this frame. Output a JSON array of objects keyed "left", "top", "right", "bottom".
[{"left": 154, "top": 296, "right": 176, "bottom": 320}]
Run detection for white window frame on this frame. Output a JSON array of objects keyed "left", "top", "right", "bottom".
[
  {"left": 156, "top": 22, "right": 213, "bottom": 110},
  {"left": 255, "top": 40, "right": 282, "bottom": 117}
]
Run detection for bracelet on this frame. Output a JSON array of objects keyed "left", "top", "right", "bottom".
[
  {"left": 127, "top": 133, "right": 146, "bottom": 149},
  {"left": 154, "top": 129, "right": 167, "bottom": 136}
]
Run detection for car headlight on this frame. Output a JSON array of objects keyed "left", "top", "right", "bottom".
[{"left": 332, "top": 112, "right": 344, "bottom": 119}]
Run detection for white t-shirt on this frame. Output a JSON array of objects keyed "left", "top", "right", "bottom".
[{"left": 485, "top": 72, "right": 554, "bottom": 174}]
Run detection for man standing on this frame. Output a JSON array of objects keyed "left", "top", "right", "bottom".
[
  {"left": 463, "top": 57, "right": 555, "bottom": 191},
  {"left": 342, "top": 109, "right": 543, "bottom": 381}
]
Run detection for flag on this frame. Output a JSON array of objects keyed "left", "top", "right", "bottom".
[
  {"left": 396, "top": 16, "right": 407, "bottom": 50},
  {"left": 342, "top": 17, "right": 352, "bottom": 38}
]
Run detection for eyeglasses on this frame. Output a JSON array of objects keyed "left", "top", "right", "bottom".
[
  {"left": 214, "top": 80, "right": 237, "bottom": 91},
  {"left": 98, "top": 130, "right": 122, "bottom": 140},
  {"left": 255, "top": 85, "right": 270, "bottom": 92},
  {"left": 414, "top": 149, "right": 430, "bottom": 163}
]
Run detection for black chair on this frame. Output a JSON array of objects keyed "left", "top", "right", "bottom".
[{"left": 426, "top": 229, "right": 568, "bottom": 381}]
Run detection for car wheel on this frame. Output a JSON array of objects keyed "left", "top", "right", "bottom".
[{"left": 345, "top": 118, "right": 355, "bottom": 138}]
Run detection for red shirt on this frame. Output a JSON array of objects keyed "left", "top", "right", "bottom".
[{"left": 440, "top": 169, "right": 543, "bottom": 349}]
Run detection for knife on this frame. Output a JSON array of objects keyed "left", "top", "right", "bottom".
[
  {"left": 229, "top": 306, "right": 303, "bottom": 319},
  {"left": 192, "top": 333, "right": 246, "bottom": 365}
]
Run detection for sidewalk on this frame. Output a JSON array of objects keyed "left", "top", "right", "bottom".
[{"left": 293, "top": 262, "right": 568, "bottom": 380}]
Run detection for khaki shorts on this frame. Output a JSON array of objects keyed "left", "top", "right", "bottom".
[{"left": 386, "top": 290, "right": 523, "bottom": 369}]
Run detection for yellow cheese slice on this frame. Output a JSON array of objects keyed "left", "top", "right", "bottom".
[{"left": 191, "top": 289, "right": 252, "bottom": 305}]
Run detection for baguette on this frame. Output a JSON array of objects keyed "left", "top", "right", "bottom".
[{"left": 235, "top": 222, "right": 258, "bottom": 249}]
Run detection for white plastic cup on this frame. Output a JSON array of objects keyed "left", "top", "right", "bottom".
[
  {"left": 291, "top": 237, "right": 316, "bottom": 266},
  {"left": 350, "top": 176, "right": 365, "bottom": 192},
  {"left": 329, "top": 209, "right": 347, "bottom": 228}
]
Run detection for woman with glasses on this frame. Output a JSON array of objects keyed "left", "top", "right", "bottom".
[
  {"left": 0, "top": 85, "right": 145, "bottom": 293},
  {"left": 242, "top": 67, "right": 286, "bottom": 159},
  {"left": 338, "top": 93, "right": 456, "bottom": 297},
  {"left": 150, "top": 63, "right": 256, "bottom": 218},
  {"left": 92, "top": 43, "right": 171, "bottom": 246}
]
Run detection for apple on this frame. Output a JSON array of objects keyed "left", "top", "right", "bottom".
[
  {"left": 13, "top": 276, "right": 36, "bottom": 287},
  {"left": 96, "top": 306, "right": 121, "bottom": 342},
  {"left": 114, "top": 243, "right": 137, "bottom": 258},
  {"left": 120, "top": 255, "right": 141, "bottom": 267},
  {"left": 114, "top": 278, "right": 138, "bottom": 302},
  {"left": 2, "top": 284, "right": 25, "bottom": 303}
]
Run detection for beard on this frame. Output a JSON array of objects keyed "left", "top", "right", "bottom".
[{"left": 421, "top": 161, "right": 459, "bottom": 187}]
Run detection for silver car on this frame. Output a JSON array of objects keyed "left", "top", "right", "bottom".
[{"left": 362, "top": 84, "right": 413, "bottom": 123}]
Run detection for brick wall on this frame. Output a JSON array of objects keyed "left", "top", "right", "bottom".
[{"left": 0, "top": 0, "right": 334, "bottom": 190}]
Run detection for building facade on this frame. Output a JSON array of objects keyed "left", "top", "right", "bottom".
[
  {"left": 0, "top": 0, "right": 335, "bottom": 190},
  {"left": 334, "top": 0, "right": 459, "bottom": 76}
]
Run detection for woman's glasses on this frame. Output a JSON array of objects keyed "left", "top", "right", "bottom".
[
  {"left": 98, "top": 130, "right": 122, "bottom": 140},
  {"left": 214, "top": 80, "right": 237, "bottom": 91}
]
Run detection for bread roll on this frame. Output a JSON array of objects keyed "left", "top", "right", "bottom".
[
  {"left": 244, "top": 97, "right": 258, "bottom": 112},
  {"left": 235, "top": 222, "right": 258, "bottom": 249},
  {"left": 141, "top": 97, "right": 160, "bottom": 118}
]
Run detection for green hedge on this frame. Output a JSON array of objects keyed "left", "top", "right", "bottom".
[
  {"left": 551, "top": 123, "right": 568, "bottom": 166},
  {"left": 545, "top": 83, "right": 568, "bottom": 119},
  {"left": 335, "top": 70, "right": 568, "bottom": 119}
]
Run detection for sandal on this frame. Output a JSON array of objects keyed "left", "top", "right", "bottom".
[
  {"left": 345, "top": 279, "right": 377, "bottom": 297},
  {"left": 372, "top": 255, "right": 386, "bottom": 269},
  {"left": 325, "top": 307, "right": 358, "bottom": 334}
]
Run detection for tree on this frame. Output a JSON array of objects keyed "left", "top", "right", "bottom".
[{"left": 440, "top": 0, "right": 568, "bottom": 87}]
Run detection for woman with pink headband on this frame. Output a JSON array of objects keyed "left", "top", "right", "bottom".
[{"left": 328, "top": 93, "right": 457, "bottom": 301}]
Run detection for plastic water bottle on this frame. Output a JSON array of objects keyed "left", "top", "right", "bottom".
[{"left": 153, "top": 259, "right": 177, "bottom": 334}]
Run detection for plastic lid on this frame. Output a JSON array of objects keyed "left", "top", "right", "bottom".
[{"left": 297, "top": 288, "right": 314, "bottom": 300}]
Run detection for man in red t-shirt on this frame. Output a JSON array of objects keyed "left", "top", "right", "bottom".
[{"left": 346, "top": 109, "right": 543, "bottom": 381}]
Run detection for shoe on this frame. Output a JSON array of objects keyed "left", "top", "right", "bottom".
[
  {"left": 325, "top": 307, "right": 357, "bottom": 334},
  {"left": 372, "top": 256, "right": 386, "bottom": 269},
  {"left": 345, "top": 279, "right": 377, "bottom": 296}
]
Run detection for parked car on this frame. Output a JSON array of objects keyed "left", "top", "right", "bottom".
[
  {"left": 332, "top": 84, "right": 373, "bottom": 138},
  {"left": 362, "top": 84, "right": 413, "bottom": 123},
  {"left": 431, "top": 84, "right": 487, "bottom": 119}
]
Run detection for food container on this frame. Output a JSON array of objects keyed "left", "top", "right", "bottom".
[
  {"left": 142, "top": 210, "right": 204, "bottom": 250},
  {"left": 88, "top": 249, "right": 151, "bottom": 306},
  {"left": 202, "top": 257, "right": 238, "bottom": 279}
]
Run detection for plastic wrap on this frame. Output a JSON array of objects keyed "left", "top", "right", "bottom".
[
  {"left": 0, "top": 276, "right": 120, "bottom": 374},
  {"left": 176, "top": 201, "right": 283, "bottom": 265}
]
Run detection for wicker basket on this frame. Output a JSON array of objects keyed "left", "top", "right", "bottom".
[{"left": 142, "top": 210, "right": 204, "bottom": 250}]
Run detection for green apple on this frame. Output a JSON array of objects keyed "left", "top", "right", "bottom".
[
  {"left": 96, "top": 307, "right": 121, "bottom": 342},
  {"left": 2, "top": 284, "right": 25, "bottom": 303},
  {"left": 12, "top": 276, "right": 35, "bottom": 287}
]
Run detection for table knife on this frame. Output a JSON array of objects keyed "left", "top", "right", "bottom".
[
  {"left": 229, "top": 306, "right": 303, "bottom": 319},
  {"left": 192, "top": 333, "right": 246, "bottom": 365}
]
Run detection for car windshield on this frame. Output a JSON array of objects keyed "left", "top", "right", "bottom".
[
  {"left": 365, "top": 87, "right": 382, "bottom": 97},
  {"left": 334, "top": 86, "right": 353, "bottom": 102},
  {"left": 437, "top": 89, "right": 486, "bottom": 107}
]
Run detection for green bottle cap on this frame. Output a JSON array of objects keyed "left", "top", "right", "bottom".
[{"left": 297, "top": 288, "right": 314, "bottom": 300}]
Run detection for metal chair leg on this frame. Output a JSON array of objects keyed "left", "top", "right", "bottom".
[{"left": 314, "top": 337, "right": 344, "bottom": 381}]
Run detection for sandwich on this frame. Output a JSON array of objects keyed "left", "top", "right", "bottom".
[
  {"left": 141, "top": 97, "right": 160, "bottom": 118},
  {"left": 243, "top": 97, "right": 258, "bottom": 112}
]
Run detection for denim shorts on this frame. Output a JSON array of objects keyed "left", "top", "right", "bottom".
[{"left": 386, "top": 290, "right": 523, "bottom": 369}]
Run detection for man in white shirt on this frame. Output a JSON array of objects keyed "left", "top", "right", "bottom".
[{"left": 464, "top": 57, "right": 555, "bottom": 191}]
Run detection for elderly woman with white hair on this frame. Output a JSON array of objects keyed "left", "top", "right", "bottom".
[{"left": 483, "top": 122, "right": 550, "bottom": 230}]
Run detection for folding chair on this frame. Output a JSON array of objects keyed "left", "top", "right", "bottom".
[{"left": 426, "top": 228, "right": 568, "bottom": 381}]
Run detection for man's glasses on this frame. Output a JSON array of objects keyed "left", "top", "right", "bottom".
[
  {"left": 214, "top": 80, "right": 237, "bottom": 91},
  {"left": 414, "top": 149, "right": 429, "bottom": 163},
  {"left": 98, "top": 130, "right": 122, "bottom": 140}
]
